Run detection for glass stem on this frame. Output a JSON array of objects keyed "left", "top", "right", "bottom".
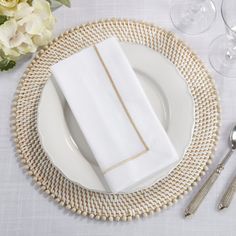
[{"left": 224, "top": 42, "right": 236, "bottom": 63}]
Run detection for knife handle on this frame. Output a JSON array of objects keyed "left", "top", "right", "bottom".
[
  {"left": 218, "top": 175, "right": 236, "bottom": 210},
  {"left": 185, "top": 164, "right": 224, "bottom": 217}
]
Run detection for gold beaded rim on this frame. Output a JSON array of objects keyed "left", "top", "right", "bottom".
[{"left": 11, "top": 19, "right": 220, "bottom": 221}]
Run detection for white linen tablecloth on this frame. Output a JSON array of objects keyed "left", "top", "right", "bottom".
[{"left": 0, "top": 0, "right": 236, "bottom": 235}]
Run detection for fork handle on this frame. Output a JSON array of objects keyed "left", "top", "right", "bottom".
[
  {"left": 218, "top": 175, "right": 236, "bottom": 210},
  {"left": 185, "top": 164, "right": 224, "bottom": 217}
]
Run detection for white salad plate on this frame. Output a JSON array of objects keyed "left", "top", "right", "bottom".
[{"left": 37, "top": 43, "right": 194, "bottom": 193}]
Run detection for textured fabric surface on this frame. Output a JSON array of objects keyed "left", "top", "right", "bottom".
[{"left": 0, "top": 0, "right": 236, "bottom": 235}]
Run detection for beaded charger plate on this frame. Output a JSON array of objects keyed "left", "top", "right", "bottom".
[{"left": 11, "top": 19, "right": 220, "bottom": 221}]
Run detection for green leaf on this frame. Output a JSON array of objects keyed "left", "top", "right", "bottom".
[
  {"left": 55, "top": 0, "right": 71, "bottom": 7},
  {"left": 0, "top": 15, "right": 8, "bottom": 25},
  {"left": 0, "top": 58, "right": 16, "bottom": 71}
]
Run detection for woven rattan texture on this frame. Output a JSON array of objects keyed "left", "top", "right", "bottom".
[{"left": 11, "top": 19, "right": 220, "bottom": 221}]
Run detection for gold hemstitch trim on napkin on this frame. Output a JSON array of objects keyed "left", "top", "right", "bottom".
[
  {"left": 94, "top": 45, "right": 149, "bottom": 175},
  {"left": 102, "top": 149, "right": 148, "bottom": 175}
]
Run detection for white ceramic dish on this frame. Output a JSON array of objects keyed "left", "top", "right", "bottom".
[{"left": 38, "top": 43, "right": 194, "bottom": 193}]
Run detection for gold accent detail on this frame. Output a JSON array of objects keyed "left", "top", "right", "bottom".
[
  {"left": 103, "top": 149, "right": 148, "bottom": 175},
  {"left": 94, "top": 45, "right": 149, "bottom": 174}
]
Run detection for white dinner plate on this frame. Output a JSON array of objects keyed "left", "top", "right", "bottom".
[{"left": 37, "top": 42, "right": 194, "bottom": 193}]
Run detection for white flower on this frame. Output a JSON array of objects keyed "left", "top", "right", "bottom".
[
  {"left": 0, "top": 0, "right": 19, "bottom": 8},
  {"left": 0, "top": 19, "right": 17, "bottom": 48},
  {"left": 0, "top": 0, "right": 55, "bottom": 59},
  {"left": 15, "top": 2, "right": 33, "bottom": 20},
  {"left": 0, "top": 0, "right": 23, "bottom": 17}
]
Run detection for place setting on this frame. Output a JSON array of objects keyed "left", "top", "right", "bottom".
[{"left": 3, "top": 0, "right": 236, "bottom": 222}]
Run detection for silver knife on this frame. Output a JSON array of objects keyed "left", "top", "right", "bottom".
[{"left": 218, "top": 174, "right": 236, "bottom": 210}]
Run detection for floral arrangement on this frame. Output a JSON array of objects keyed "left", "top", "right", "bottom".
[{"left": 0, "top": 0, "right": 70, "bottom": 71}]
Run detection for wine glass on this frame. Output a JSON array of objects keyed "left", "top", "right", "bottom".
[
  {"left": 170, "top": 0, "right": 216, "bottom": 35},
  {"left": 209, "top": 0, "right": 236, "bottom": 77}
]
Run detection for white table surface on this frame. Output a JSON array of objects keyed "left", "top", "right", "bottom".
[{"left": 1, "top": 0, "right": 236, "bottom": 235}]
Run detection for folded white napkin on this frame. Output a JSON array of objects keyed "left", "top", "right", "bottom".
[{"left": 51, "top": 37, "right": 179, "bottom": 193}]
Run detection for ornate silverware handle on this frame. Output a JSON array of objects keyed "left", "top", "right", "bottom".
[
  {"left": 185, "top": 164, "right": 224, "bottom": 217},
  {"left": 218, "top": 175, "right": 236, "bottom": 210}
]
